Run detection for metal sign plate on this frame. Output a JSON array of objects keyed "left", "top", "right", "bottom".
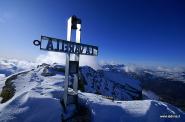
[{"left": 33, "top": 36, "right": 98, "bottom": 56}]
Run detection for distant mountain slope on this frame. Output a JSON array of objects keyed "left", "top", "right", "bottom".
[
  {"left": 101, "top": 64, "right": 185, "bottom": 111},
  {"left": 80, "top": 66, "right": 142, "bottom": 100},
  {"left": 102, "top": 64, "right": 185, "bottom": 82}
]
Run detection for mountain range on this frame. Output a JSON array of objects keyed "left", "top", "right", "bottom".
[{"left": 0, "top": 59, "right": 184, "bottom": 122}]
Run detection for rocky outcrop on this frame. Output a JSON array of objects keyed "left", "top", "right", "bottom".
[{"left": 0, "top": 70, "right": 30, "bottom": 103}]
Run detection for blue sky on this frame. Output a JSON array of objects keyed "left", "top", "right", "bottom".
[{"left": 0, "top": 0, "right": 185, "bottom": 66}]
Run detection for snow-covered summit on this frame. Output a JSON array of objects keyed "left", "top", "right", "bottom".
[
  {"left": 79, "top": 92, "right": 185, "bottom": 122},
  {"left": 0, "top": 61, "right": 184, "bottom": 122},
  {"left": 0, "top": 65, "right": 64, "bottom": 122}
]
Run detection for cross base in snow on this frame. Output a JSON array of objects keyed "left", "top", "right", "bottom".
[
  {"left": 61, "top": 90, "right": 79, "bottom": 121},
  {"left": 61, "top": 90, "right": 78, "bottom": 112}
]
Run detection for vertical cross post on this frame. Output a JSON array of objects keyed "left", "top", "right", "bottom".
[
  {"left": 73, "top": 17, "right": 81, "bottom": 92},
  {"left": 63, "top": 16, "right": 81, "bottom": 108}
]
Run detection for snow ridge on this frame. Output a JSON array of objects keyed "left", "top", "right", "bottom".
[{"left": 0, "top": 62, "right": 184, "bottom": 122}]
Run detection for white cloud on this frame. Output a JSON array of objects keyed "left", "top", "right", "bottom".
[
  {"left": 79, "top": 55, "right": 99, "bottom": 69},
  {"left": 99, "top": 60, "right": 120, "bottom": 65},
  {"left": 123, "top": 64, "right": 137, "bottom": 72},
  {"left": 36, "top": 52, "right": 66, "bottom": 65},
  {"left": 123, "top": 64, "right": 145, "bottom": 72},
  {"left": 122, "top": 64, "right": 185, "bottom": 73},
  {"left": 36, "top": 53, "right": 185, "bottom": 72},
  {"left": 155, "top": 66, "right": 185, "bottom": 73},
  {"left": 36, "top": 52, "right": 100, "bottom": 69}
]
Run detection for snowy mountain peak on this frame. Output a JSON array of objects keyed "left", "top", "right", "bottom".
[{"left": 0, "top": 60, "right": 184, "bottom": 122}]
